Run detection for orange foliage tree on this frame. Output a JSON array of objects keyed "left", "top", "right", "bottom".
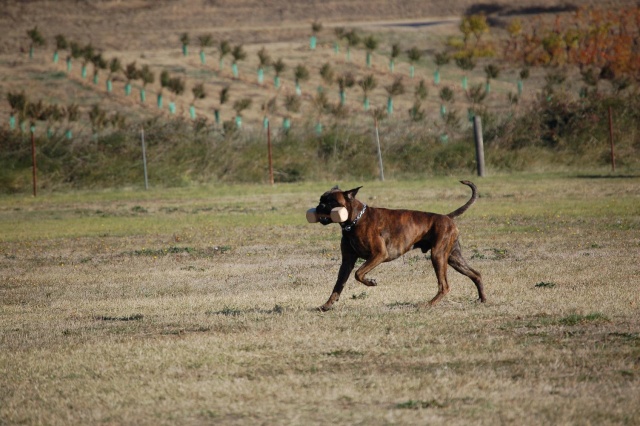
[{"left": 503, "top": 6, "right": 640, "bottom": 82}]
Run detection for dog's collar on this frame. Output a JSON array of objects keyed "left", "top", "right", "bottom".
[{"left": 341, "top": 204, "right": 367, "bottom": 232}]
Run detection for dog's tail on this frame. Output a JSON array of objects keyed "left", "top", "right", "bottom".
[{"left": 447, "top": 180, "right": 478, "bottom": 218}]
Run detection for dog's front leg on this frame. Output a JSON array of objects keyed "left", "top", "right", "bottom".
[
  {"left": 354, "top": 254, "right": 385, "bottom": 287},
  {"left": 320, "top": 239, "right": 358, "bottom": 311}
]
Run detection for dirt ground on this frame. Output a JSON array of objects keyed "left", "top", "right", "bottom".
[{"left": 1, "top": 0, "right": 636, "bottom": 52}]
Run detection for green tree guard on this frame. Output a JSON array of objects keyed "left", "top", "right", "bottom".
[
  {"left": 140, "top": 89, "right": 146, "bottom": 103},
  {"left": 235, "top": 116, "right": 242, "bottom": 128},
  {"left": 263, "top": 116, "right": 269, "bottom": 129},
  {"left": 169, "top": 102, "right": 176, "bottom": 114},
  {"left": 462, "top": 76, "right": 468, "bottom": 90},
  {"left": 384, "top": 76, "right": 404, "bottom": 115},
  {"left": 358, "top": 74, "right": 376, "bottom": 112},
  {"left": 157, "top": 94, "right": 163, "bottom": 109},
  {"left": 363, "top": 34, "right": 378, "bottom": 68},
  {"left": 189, "top": 105, "right": 196, "bottom": 119},
  {"left": 434, "top": 70, "right": 441, "bottom": 85},
  {"left": 53, "top": 34, "right": 67, "bottom": 64},
  {"left": 125, "top": 83, "right": 132, "bottom": 96},
  {"left": 9, "top": 115, "right": 16, "bottom": 130},
  {"left": 214, "top": 110, "right": 220, "bottom": 124},
  {"left": 232, "top": 63, "right": 239, "bottom": 78},
  {"left": 26, "top": 26, "right": 46, "bottom": 59},
  {"left": 180, "top": 33, "right": 190, "bottom": 56},
  {"left": 258, "top": 68, "right": 264, "bottom": 84},
  {"left": 315, "top": 122, "right": 323, "bottom": 135},
  {"left": 310, "top": 21, "right": 322, "bottom": 50},
  {"left": 389, "top": 43, "right": 400, "bottom": 73},
  {"left": 283, "top": 117, "right": 291, "bottom": 130},
  {"left": 407, "top": 46, "right": 421, "bottom": 78}
]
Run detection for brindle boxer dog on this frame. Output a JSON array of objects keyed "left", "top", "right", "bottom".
[{"left": 314, "top": 181, "right": 485, "bottom": 311}]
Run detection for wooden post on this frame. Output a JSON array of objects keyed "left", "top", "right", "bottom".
[
  {"left": 267, "top": 121, "right": 274, "bottom": 186},
  {"left": 141, "top": 127, "right": 149, "bottom": 190},
  {"left": 608, "top": 106, "right": 616, "bottom": 172},
  {"left": 473, "top": 116, "right": 485, "bottom": 177},
  {"left": 374, "top": 117, "right": 385, "bottom": 181},
  {"left": 31, "top": 126, "right": 37, "bottom": 197}
]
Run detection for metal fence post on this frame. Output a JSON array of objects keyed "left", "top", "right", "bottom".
[
  {"left": 473, "top": 116, "right": 485, "bottom": 177},
  {"left": 141, "top": 127, "right": 149, "bottom": 190}
]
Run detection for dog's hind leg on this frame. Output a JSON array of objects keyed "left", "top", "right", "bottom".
[
  {"left": 427, "top": 227, "right": 463, "bottom": 306},
  {"left": 428, "top": 250, "right": 451, "bottom": 305},
  {"left": 448, "top": 241, "right": 486, "bottom": 303}
]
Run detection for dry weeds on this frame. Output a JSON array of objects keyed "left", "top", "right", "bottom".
[{"left": 1, "top": 175, "right": 639, "bottom": 424}]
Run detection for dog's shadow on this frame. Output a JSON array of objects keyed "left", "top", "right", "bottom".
[
  {"left": 311, "top": 302, "right": 430, "bottom": 312},
  {"left": 385, "top": 301, "right": 420, "bottom": 310}
]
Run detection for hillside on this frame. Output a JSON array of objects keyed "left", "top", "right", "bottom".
[
  {"left": 2, "top": 0, "right": 628, "bottom": 52},
  {"left": 1, "top": 0, "right": 637, "bottom": 128},
  {"left": 1, "top": 0, "right": 639, "bottom": 191}
]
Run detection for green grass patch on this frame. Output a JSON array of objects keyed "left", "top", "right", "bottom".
[
  {"left": 94, "top": 314, "right": 144, "bottom": 322},
  {"left": 395, "top": 399, "right": 446, "bottom": 409},
  {"left": 535, "top": 281, "right": 556, "bottom": 288},
  {"left": 559, "top": 313, "right": 609, "bottom": 326},
  {"left": 324, "top": 349, "right": 365, "bottom": 357}
]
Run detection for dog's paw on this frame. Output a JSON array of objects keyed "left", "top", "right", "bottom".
[
  {"left": 318, "top": 304, "right": 332, "bottom": 312},
  {"left": 364, "top": 279, "right": 377, "bottom": 287}
]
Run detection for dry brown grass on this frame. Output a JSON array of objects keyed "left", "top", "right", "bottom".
[{"left": 1, "top": 175, "right": 639, "bottom": 424}]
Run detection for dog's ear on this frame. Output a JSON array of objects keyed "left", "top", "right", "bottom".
[{"left": 344, "top": 186, "right": 363, "bottom": 200}]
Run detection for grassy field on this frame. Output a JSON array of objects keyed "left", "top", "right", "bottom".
[{"left": 1, "top": 174, "right": 639, "bottom": 424}]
